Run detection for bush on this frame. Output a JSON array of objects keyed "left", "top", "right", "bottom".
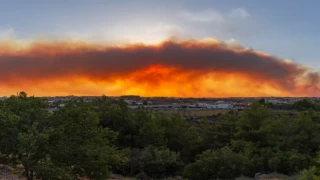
[
  {"left": 184, "top": 147, "right": 250, "bottom": 180},
  {"left": 140, "top": 146, "right": 184, "bottom": 178},
  {"left": 135, "top": 172, "right": 151, "bottom": 180}
]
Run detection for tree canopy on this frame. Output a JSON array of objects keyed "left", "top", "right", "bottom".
[{"left": 1, "top": 93, "right": 320, "bottom": 179}]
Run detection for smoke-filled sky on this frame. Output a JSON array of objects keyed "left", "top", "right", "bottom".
[{"left": 0, "top": 0, "right": 319, "bottom": 97}]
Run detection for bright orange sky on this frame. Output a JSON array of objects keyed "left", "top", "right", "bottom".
[{"left": 0, "top": 39, "right": 318, "bottom": 97}]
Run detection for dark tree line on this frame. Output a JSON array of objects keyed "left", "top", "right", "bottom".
[{"left": 1, "top": 92, "right": 320, "bottom": 179}]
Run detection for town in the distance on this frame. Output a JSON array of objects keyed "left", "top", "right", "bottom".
[{"left": 1, "top": 94, "right": 315, "bottom": 122}]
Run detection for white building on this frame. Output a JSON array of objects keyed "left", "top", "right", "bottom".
[
  {"left": 193, "top": 103, "right": 233, "bottom": 109},
  {"left": 216, "top": 103, "right": 233, "bottom": 109}
]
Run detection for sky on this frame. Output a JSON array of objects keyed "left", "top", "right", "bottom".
[{"left": 0, "top": 0, "right": 319, "bottom": 97}]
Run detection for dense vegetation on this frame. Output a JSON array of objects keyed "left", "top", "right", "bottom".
[{"left": 1, "top": 92, "right": 320, "bottom": 179}]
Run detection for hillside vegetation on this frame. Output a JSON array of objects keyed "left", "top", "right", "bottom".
[{"left": 1, "top": 92, "right": 320, "bottom": 179}]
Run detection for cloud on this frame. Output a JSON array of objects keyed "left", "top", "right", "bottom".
[
  {"left": 179, "top": 8, "right": 249, "bottom": 23},
  {"left": 179, "top": 10, "right": 225, "bottom": 23},
  {"left": 0, "top": 38, "right": 318, "bottom": 97},
  {"left": 0, "top": 27, "right": 16, "bottom": 40},
  {"left": 45, "top": 23, "right": 186, "bottom": 45},
  {"left": 228, "top": 8, "right": 250, "bottom": 19},
  {"left": 224, "top": 38, "right": 243, "bottom": 49},
  {"left": 111, "top": 22, "right": 186, "bottom": 44}
]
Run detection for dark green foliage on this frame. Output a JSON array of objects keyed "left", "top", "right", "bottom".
[
  {"left": 212, "top": 110, "right": 238, "bottom": 148},
  {"left": 97, "top": 99, "right": 135, "bottom": 148},
  {"left": 140, "top": 146, "right": 184, "bottom": 178},
  {"left": 0, "top": 93, "right": 119, "bottom": 180},
  {"left": 258, "top": 98, "right": 266, "bottom": 105},
  {"left": 34, "top": 162, "right": 73, "bottom": 180},
  {"left": 184, "top": 146, "right": 250, "bottom": 180},
  {"left": 236, "top": 102, "right": 271, "bottom": 143},
  {"left": 293, "top": 99, "right": 320, "bottom": 111},
  {"left": 137, "top": 116, "right": 167, "bottom": 148},
  {"left": 300, "top": 166, "right": 320, "bottom": 180},
  {"left": 2, "top": 93, "right": 320, "bottom": 179},
  {"left": 160, "top": 114, "right": 200, "bottom": 162},
  {"left": 135, "top": 172, "right": 151, "bottom": 180},
  {"left": 48, "top": 101, "right": 119, "bottom": 179},
  {"left": 0, "top": 92, "right": 53, "bottom": 180}
]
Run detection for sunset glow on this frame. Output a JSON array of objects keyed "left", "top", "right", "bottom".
[{"left": 0, "top": 39, "right": 318, "bottom": 97}]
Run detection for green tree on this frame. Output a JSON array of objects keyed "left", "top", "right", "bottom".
[
  {"left": 137, "top": 116, "right": 166, "bottom": 148},
  {"left": 0, "top": 92, "right": 52, "bottom": 180},
  {"left": 140, "top": 146, "right": 184, "bottom": 178},
  {"left": 300, "top": 152, "right": 320, "bottom": 180},
  {"left": 299, "top": 166, "right": 320, "bottom": 180},
  {"left": 160, "top": 114, "right": 200, "bottom": 162},
  {"left": 48, "top": 101, "right": 119, "bottom": 179},
  {"left": 258, "top": 98, "right": 266, "bottom": 105},
  {"left": 236, "top": 101, "right": 270, "bottom": 143},
  {"left": 97, "top": 98, "right": 139, "bottom": 148},
  {"left": 293, "top": 99, "right": 320, "bottom": 111},
  {"left": 183, "top": 146, "right": 250, "bottom": 180},
  {"left": 212, "top": 110, "right": 239, "bottom": 148},
  {"left": 0, "top": 110, "right": 19, "bottom": 164}
]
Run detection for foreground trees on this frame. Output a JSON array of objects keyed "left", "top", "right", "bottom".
[
  {"left": 184, "top": 102, "right": 320, "bottom": 179},
  {"left": 139, "top": 146, "right": 183, "bottom": 178},
  {"left": 184, "top": 147, "right": 251, "bottom": 180},
  {"left": 1, "top": 94, "right": 320, "bottom": 179},
  {"left": 0, "top": 92, "right": 53, "bottom": 180},
  {"left": 47, "top": 101, "right": 119, "bottom": 179},
  {"left": 0, "top": 92, "right": 118, "bottom": 180}
]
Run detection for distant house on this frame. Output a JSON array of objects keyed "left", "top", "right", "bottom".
[
  {"left": 266, "top": 99, "right": 286, "bottom": 104},
  {"left": 216, "top": 103, "right": 233, "bottom": 109},
  {"left": 233, "top": 103, "right": 248, "bottom": 109},
  {"left": 192, "top": 102, "right": 233, "bottom": 109}
]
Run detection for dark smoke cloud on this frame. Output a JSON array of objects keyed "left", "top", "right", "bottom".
[{"left": 0, "top": 40, "right": 317, "bottom": 94}]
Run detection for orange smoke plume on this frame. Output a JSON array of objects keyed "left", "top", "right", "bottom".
[{"left": 0, "top": 39, "right": 318, "bottom": 97}]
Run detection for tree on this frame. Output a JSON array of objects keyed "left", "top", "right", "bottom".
[
  {"left": 137, "top": 116, "right": 166, "bottom": 148},
  {"left": 0, "top": 92, "right": 52, "bottom": 180},
  {"left": 140, "top": 146, "right": 184, "bottom": 178},
  {"left": 160, "top": 114, "right": 200, "bottom": 162},
  {"left": 97, "top": 98, "right": 138, "bottom": 148},
  {"left": 0, "top": 110, "right": 19, "bottom": 164},
  {"left": 236, "top": 101, "right": 270, "bottom": 143},
  {"left": 0, "top": 93, "right": 121, "bottom": 180},
  {"left": 300, "top": 166, "right": 320, "bottom": 180},
  {"left": 233, "top": 103, "right": 320, "bottom": 174},
  {"left": 293, "top": 99, "right": 320, "bottom": 111},
  {"left": 48, "top": 101, "right": 119, "bottom": 179},
  {"left": 258, "top": 98, "right": 266, "bottom": 105},
  {"left": 212, "top": 110, "right": 239, "bottom": 148},
  {"left": 299, "top": 151, "right": 320, "bottom": 180},
  {"left": 183, "top": 146, "right": 250, "bottom": 180}
]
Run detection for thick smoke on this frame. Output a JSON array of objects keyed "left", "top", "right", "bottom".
[{"left": 0, "top": 39, "right": 318, "bottom": 96}]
